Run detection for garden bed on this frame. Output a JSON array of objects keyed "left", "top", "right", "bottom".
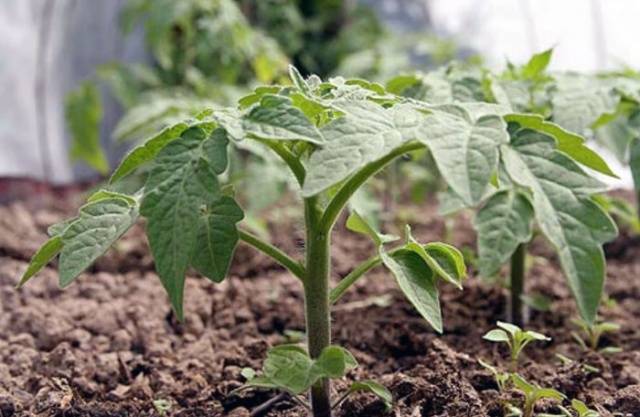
[{"left": 0, "top": 189, "right": 639, "bottom": 417}]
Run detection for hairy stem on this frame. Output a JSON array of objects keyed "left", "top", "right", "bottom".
[
  {"left": 304, "top": 196, "right": 332, "bottom": 417},
  {"left": 261, "top": 140, "right": 306, "bottom": 185},
  {"left": 238, "top": 229, "right": 306, "bottom": 281},
  {"left": 509, "top": 243, "right": 527, "bottom": 326},
  {"left": 320, "top": 142, "right": 425, "bottom": 233}
]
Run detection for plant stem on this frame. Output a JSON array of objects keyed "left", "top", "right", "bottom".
[
  {"left": 238, "top": 229, "right": 306, "bottom": 282},
  {"left": 304, "top": 197, "right": 332, "bottom": 417},
  {"left": 509, "top": 243, "right": 527, "bottom": 326},
  {"left": 330, "top": 255, "right": 382, "bottom": 304},
  {"left": 320, "top": 142, "right": 424, "bottom": 233}
]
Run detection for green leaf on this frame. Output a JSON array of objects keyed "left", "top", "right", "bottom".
[
  {"left": 483, "top": 329, "right": 510, "bottom": 343},
  {"left": 17, "top": 236, "right": 63, "bottom": 287},
  {"left": 403, "top": 229, "right": 465, "bottom": 289},
  {"left": 474, "top": 189, "right": 534, "bottom": 277},
  {"left": 59, "top": 197, "right": 138, "bottom": 287},
  {"left": 346, "top": 210, "right": 398, "bottom": 246},
  {"left": 420, "top": 106, "right": 509, "bottom": 205},
  {"left": 501, "top": 129, "right": 618, "bottom": 323},
  {"left": 140, "top": 127, "right": 228, "bottom": 319},
  {"left": 511, "top": 374, "right": 535, "bottom": 395},
  {"left": 263, "top": 345, "right": 315, "bottom": 395},
  {"left": 289, "top": 65, "right": 310, "bottom": 95},
  {"left": 313, "top": 346, "right": 358, "bottom": 378},
  {"left": 381, "top": 248, "right": 442, "bottom": 332},
  {"left": 242, "top": 94, "right": 324, "bottom": 144},
  {"left": 496, "top": 321, "right": 521, "bottom": 335},
  {"left": 87, "top": 189, "right": 138, "bottom": 205},
  {"left": 423, "top": 242, "right": 466, "bottom": 288},
  {"left": 110, "top": 122, "right": 189, "bottom": 183},
  {"left": 505, "top": 113, "right": 617, "bottom": 178},
  {"left": 551, "top": 74, "right": 617, "bottom": 135},
  {"left": 302, "top": 102, "right": 419, "bottom": 196},
  {"left": 191, "top": 196, "right": 244, "bottom": 282},
  {"left": 521, "top": 49, "right": 553, "bottom": 79},
  {"left": 65, "top": 81, "right": 109, "bottom": 174},
  {"left": 348, "top": 381, "right": 393, "bottom": 410}
]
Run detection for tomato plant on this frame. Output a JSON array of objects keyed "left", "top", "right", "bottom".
[
  {"left": 21, "top": 67, "right": 480, "bottom": 417},
  {"left": 389, "top": 50, "right": 619, "bottom": 326}
]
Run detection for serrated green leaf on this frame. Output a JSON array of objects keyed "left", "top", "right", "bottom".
[
  {"left": 191, "top": 196, "right": 244, "bottom": 282},
  {"left": 348, "top": 381, "right": 392, "bottom": 410},
  {"left": 381, "top": 249, "right": 442, "bottom": 332},
  {"left": 552, "top": 74, "right": 617, "bottom": 135},
  {"left": 288, "top": 65, "right": 310, "bottom": 95},
  {"left": 521, "top": 49, "right": 553, "bottom": 79},
  {"left": 87, "top": 189, "right": 138, "bottom": 205},
  {"left": 140, "top": 127, "right": 227, "bottom": 319},
  {"left": 420, "top": 107, "right": 509, "bottom": 205},
  {"left": 59, "top": 198, "right": 138, "bottom": 287},
  {"left": 110, "top": 122, "right": 189, "bottom": 183},
  {"left": 474, "top": 189, "right": 534, "bottom": 277},
  {"left": 65, "top": 81, "right": 109, "bottom": 174},
  {"left": 505, "top": 113, "right": 617, "bottom": 177},
  {"left": 242, "top": 94, "right": 324, "bottom": 144},
  {"left": 17, "top": 236, "right": 63, "bottom": 287},
  {"left": 302, "top": 102, "right": 418, "bottom": 196},
  {"left": 48, "top": 219, "right": 74, "bottom": 237},
  {"left": 501, "top": 129, "right": 618, "bottom": 323},
  {"left": 346, "top": 210, "right": 398, "bottom": 246}
]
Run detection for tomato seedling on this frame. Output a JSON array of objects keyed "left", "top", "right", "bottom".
[
  {"left": 571, "top": 317, "right": 621, "bottom": 354},
  {"left": 483, "top": 321, "right": 550, "bottom": 371},
  {"left": 389, "top": 50, "right": 619, "bottom": 327},
  {"left": 19, "top": 67, "right": 477, "bottom": 417}
]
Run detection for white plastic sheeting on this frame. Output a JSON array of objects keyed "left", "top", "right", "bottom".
[{"left": 0, "top": 0, "right": 145, "bottom": 183}]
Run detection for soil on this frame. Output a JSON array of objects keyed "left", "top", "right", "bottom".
[{"left": 0, "top": 186, "right": 639, "bottom": 417}]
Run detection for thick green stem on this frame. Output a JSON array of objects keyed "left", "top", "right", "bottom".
[
  {"left": 509, "top": 243, "right": 527, "bottom": 326},
  {"left": 304, "top": 197, "right": 332, "bottom": 417},
  {"left": 238, "top": 229, "right": 306, "bottom": 282}
]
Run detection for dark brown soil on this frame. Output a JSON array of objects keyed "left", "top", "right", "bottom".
[{"left": 0, "top": 188, "right": 639, "bottom": 417}]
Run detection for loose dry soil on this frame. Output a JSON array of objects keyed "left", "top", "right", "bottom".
[{"left": 0, "top": 188, "right": 639, "bottom": 417}]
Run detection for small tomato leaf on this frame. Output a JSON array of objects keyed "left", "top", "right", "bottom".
[
  {"left": 59, "top": 197, "right": 138, "bottom": 287},
  {"left": 242, "top": 94, "right": 324, "bottom": 144},
  {"left": 17, "top": 236, "right": 63, "bottom": 288},
  {"left": 474, "top": 189, "right": 534, "bottom": 277},
  {"left": 381, "top": 248, "right": 442, "bottom": 333},
  {"left": 191, "top": 196, "right": 244, "bottom": 283},
  {"left": 348, "top": 380, "right": 393, "bottom": 411},
  {"left": 110, "top": 122, "right": 189, "bottom": 183}
]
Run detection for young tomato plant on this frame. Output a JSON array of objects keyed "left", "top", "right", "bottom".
[
  {"left": 19, "top": 67, "right": 479, "bottom": 417},
  {"left": 511, "top": 374, "right": 566, "bottom": 417},
  {"left": 483, "top": 322, "right": 550, "bottom": 371},
  {"left": 388, "top": 50, "right": 619, "bottom": 326},
  {"left": 571, "top": 317, "right": 621, "bottom": 354}
]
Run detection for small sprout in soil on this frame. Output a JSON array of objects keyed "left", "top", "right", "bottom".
[
  {"left": 483, "top": 321, "right": 550, "bottom": 371},
  {"left": 478, "top": 359, "right": 510, "bottom": 392},
  {"left": 152, "top": 399, "right": 172, "bottom": 416},
  {"left": 511, "top": 374, "right": 566, "bottom": 417},
  {"left": 569, "top": 399, "right": 600, "bottom": 417},
  {"left": 238, "top": 344, "right": 392, "bottom": 412},
  {"left": 554, "top": 354, "right": 600, "bottom": 374},
  {"left": 571, "top": 317, "right": 622, "bottom": 354}
]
